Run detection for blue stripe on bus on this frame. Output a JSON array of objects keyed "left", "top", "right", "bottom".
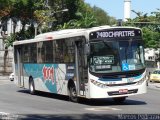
[{"left": 134, "top": 74, "right": 142, "bottom": 79}]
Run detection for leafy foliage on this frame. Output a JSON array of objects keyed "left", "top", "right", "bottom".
[
  {"left": 93, "top": 6, "right": 116, "bottom": 25},
  {"left": 142, "top": 27, "right": 160, "bottom": 48},
  {"left": 125, "top": 9, "right": 160, "bottom": 49},
  {"left": 7, "top": 0, "right": 160, "bottom": 50},
  {"left": 57, "top": 0, "right": 116, "bottom": 30},
  {"left": 4, "top": 34, "right": 16, "bottom": 48},
  {"left": 57, "top": 12, "right": 97, "bottom": 29}
]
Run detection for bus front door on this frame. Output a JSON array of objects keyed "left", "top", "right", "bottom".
[{"left": 75, "top": 41, "right": 88, "bottom": 96}]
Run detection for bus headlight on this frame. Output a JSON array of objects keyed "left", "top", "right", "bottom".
[
  {"left": 137, "top": 76, "right": 146, "bottom": 85},
  {"left": 90, "top": 79, "right": 107, "bottom": 88}
]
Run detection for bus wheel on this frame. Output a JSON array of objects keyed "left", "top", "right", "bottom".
[
  {"left": 69, "top": 84, "right": 78, "bottom": 102},
  {"left": 113, "top": 97, "right": 126, "bottom": 104},
  {"left": 29, "top": 78, "right": 36, "bottom": 95}
]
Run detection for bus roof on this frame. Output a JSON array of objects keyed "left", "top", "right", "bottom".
[
  {"left": 35, "top": 29, "right": 86, "bottom": 39},
  {"left": 13, "top": 26, "right": 141, "bottom": 46}
]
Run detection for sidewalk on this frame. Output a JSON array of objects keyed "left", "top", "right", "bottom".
[
  {"left": 0, "top": 76, "right": 10, "bottom": 81},
  {"left": 0, "top": 76, "right": 13, "bottom": 85}
]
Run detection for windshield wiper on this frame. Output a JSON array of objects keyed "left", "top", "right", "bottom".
[{"left": 102, "top": 40, "right": 112, "bottom": 49}]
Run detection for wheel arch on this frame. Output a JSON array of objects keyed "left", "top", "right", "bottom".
[
  {"left": 29, "top": 76, "right": 33, "bottom": 83},
  {"left": 67, "top": 79, "right": 75, "bottom": 90},
  {"left": 67, "top": 79, "right": 78, "bottom": 102}
]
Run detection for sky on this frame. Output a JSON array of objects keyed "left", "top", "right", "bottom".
[{"left": 84, "top": 0, "right": 160, "bottom": 20}]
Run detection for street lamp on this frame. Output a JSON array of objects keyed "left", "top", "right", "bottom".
[
  {"left": 61, "top": 9, "right": 68, "bottom": 12},
  {"left": 33, "top": 22, "right": 38, "bottom": 36},
  {"left": 51, "top": 8, "right": 68, "bottom": 17}
]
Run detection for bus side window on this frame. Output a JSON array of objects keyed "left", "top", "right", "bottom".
[
  {"left": 64, "top": 40, "right": 70, "bottom": 63},
  {"left": 45, "top": 41, "right": 53, "bottom": 63},
  {"left": 55, "top": 40, "right": 64, "bottom": 63},
  {"left": 22, "top": 45, "right": 30, "bottom": 62},
  {"left": 52, "top": 41, "right": 56, "bottom": 63},
  {"left": 37, "top": 42, "right": 43, "bottom": 63},
  {"left": 41, "top": 43, "right": 46, "bottom": 63},
  {"left": 64, "top": 39, "right": 75, "bottom": 63},
  {"left": 37, "top": 41, "right": 53, "bottom": 63},
  {"left": 30, "top": 43, "right": 37, "bottom": 63}
]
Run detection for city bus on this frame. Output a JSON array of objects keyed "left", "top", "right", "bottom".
[{"left": 13, "top": 26, "right": 147, "bottom": 102}]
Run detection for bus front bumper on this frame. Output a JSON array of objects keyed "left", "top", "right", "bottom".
[{"left": 88, "top": 80, "right": 147, "bottom": 99}]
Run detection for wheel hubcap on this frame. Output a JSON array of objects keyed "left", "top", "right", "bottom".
[
  {"left": 30, "top": 83, "right": 33, "bottom": 92},
  {"left": 71, "top": 88, "right": 76, "bottom": 98}
]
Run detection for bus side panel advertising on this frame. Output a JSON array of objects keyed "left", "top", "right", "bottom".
[{"left": 22, "top": 64, "right": 75, "bottom": 94}]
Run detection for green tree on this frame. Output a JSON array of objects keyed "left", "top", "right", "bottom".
[
  {"left": 93, "top": 6, "right": 116, "bottom": 25},
  {"left": 142, "top": 27, "right": 160, "bottom": 48},
  {"left": 56, "top": 0, "right": 97, "bottom": 29},
  {"left": 0, "top": 0, "right": 16, "bottom": 72},
  {"left": 125, "top": 9, "right": 160, "bottom": 49},
  {"left": 57, "top": 0, "right": 116, "bottom": 29}
]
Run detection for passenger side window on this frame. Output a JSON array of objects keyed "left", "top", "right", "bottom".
[
  {"left": 30, "top": 43, "right": 37, "bottom": 63},
  {"left": 22, "top": 43, "right": 37, "bottom": 63},
  {"left": 23, "top": 44, "right": 30, "bottom": 62},
  {"left": 55, "top": 40, "right": 64, "bottom": 63},
  {"left": 37, "top": 41, "right": 53, "bottom": 63}
]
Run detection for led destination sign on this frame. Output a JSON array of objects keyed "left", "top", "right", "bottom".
[
  {"left": 89, "top": 29, "right": 141, "bottom": 39},
  {"left": 97, "top": 31, "right": 135, "bottom": 38}
]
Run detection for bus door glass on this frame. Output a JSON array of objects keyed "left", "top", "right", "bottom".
[{"left": 75, "top": 39, "right": 87, "bottom": 96}]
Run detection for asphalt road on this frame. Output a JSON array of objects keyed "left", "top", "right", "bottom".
[{"left": 0, "top": 80, "right": 160, "bottom": 120}]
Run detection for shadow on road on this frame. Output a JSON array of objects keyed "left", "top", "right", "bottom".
[
  {"left": 80, "top": 98, "right": 146, "bottom": 106},
  {"left": 17, "top": 89, "right": 69, "bottom": 101},
  {"left": 17, "top": 89, "right": 146, "bottom": 106},
  {"left": 18, "top": 114, "right": 120, "bottom": 120}
]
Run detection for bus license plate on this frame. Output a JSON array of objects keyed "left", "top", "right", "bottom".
[{"left": 119, "top": 89, "right": 128, "bottom": 94}]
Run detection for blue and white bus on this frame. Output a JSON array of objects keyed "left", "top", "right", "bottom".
[{"left": 13, "top": 26, "right": 147, "bottom": 102}]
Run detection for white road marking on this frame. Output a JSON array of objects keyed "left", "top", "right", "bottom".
[
  {"left": 85, "top": 106, "right": 121, "bottom": 111},
  {"left": 0, "top": 112, "right": 9, "bottom": 114}
]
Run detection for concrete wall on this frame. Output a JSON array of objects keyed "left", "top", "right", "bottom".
[
  {"left": 0, "top": 19, "right": 20, "bottom": 76},
  {"left": 0, "top": 36, "right": 13, "bottom": 76},
  {"left": 0, "top": 48, "right": 13, "bottom": 76}
]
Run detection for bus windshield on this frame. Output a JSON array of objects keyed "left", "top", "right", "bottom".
[{"left": 89, "top": 39, "right": 145, "bottom": 73}]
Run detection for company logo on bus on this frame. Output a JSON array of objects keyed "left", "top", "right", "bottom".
[{"left": 42, "top": 65, "right": 55, "bottom": 84}]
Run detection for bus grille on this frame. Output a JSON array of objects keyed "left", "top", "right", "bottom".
[
  {"left": 108, "top": 89, "right": 138, "bottom": 96},
  {"left": 106, "top": 82, "right": 137, "bottom": 87}
]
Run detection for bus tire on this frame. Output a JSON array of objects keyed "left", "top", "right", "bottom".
[
  {"left": 69, "top": 84, "right": 78, "bottom": 102},
  {"left": 29, "top": 78, "right": 36, "bottom": 95},
  {"left": 113, "top": 97, "right": 126, "bottom": 103}
]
